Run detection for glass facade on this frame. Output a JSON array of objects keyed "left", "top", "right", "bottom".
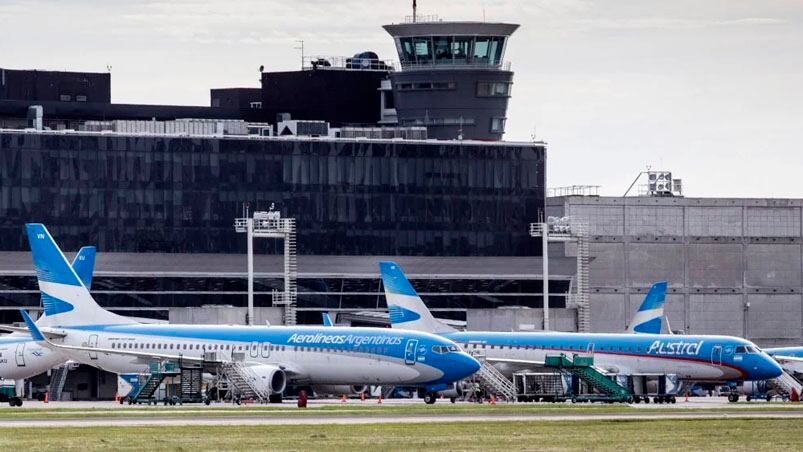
[
  {"left": 0, "top": 132, "right": 545, "bottom": 256},
  {"left": 397, "top": 36, "right": 507, "bottom": 66}
]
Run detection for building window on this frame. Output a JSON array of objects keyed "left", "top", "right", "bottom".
[
  {"left": 59, "top": 94, "right": 71, "bottom": 102},
  {"left": 397, "top": 81, "right": 455, "bottom": 91},
  {"left": 76, "top": 95, "right": 88, "bottom": 102},
  {"left": 477, "top": 82, "right": 511, "bottom": 97},
  {"left": 491, "top": 117, "right": 506, "bottom": 133},
  {"left": 250, "top": 102, "right": 263, "bottom": 110}
]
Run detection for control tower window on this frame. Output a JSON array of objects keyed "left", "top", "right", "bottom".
[
  {"left": 413, "top": 37, "right": 433, "bottom": 64},
  {"left": 473, "top": 36, "right": 506, "bottom": 65},
  {"left": 399, "top": 38, "right": 416, "bottom": 63},
  {"left": 433, "top": 36, "right": 453, "bottom": 63},
  {"left": 452, "top": 37, "right": 472, "bottom": 64}
]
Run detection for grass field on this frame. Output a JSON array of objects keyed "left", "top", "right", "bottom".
[
  {"left": 1, "top": 401, "right": 803, "bottom": 419},
  {"left": 0, "top": 419, "right": 800, "bottom": 451}
]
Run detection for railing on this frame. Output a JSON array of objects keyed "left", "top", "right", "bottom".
[
  {"left": 404, "top": 14, "right": 442, "bottom": 23},
  {"left": 394, "top": 60, "right": 512, "bottom": 72},
  {"left": 304, "top": 56, "right": 394, "bottom": 72}
]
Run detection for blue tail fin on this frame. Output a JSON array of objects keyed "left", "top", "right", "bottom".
[
  {"left": 19, "top": 310, "right": 45, "bottom": 342},
  {"left": 627, "top": 281, "right": 667, "bottom": 334},
  {"left": 322, "top": 312, "right": 334, "bottom": 327},
  {"left": 26, "top": 224, "right": 127, "bottom": 327},
  {"left": 71, "top": 246, "right": 96, "bottom": 289},
  {"left": 379, "top": 261, "right": 455, "bottom": 334}
]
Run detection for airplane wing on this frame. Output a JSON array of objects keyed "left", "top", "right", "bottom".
[
  {"left": 0, "top": 324, "right": 67, "bottom": 339},
  {"left": 18, "top": 310, "right": 304, "bottom": 376},
  {"left": 773, "top": 355, "right": 803, "bottom": 374}
]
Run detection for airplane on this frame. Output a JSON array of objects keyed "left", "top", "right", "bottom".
[
  {"left": 379, "top": 261, "right": 783, "bottom": 401},
  {"left": 0, "top": 246, "right": 96, "bottom": 406},
  {"left": 18, "top": 224, "right": 480, "bottom": 404}
]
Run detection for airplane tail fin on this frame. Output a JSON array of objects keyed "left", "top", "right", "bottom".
[
  {"left": 627, "top": 281, "right": 667, "bottom": 334},
  {"left": 71, "top": 246, "right": 96, "bottom": 289},
  {"left": 379, "top": 261, "right": 455, "bottom": 334},
  {"left": 322, "top": 312, "right": 334, "bottom": 327},
  {"left": 26, "top": 224, "right": 129, "bottom": 327}
]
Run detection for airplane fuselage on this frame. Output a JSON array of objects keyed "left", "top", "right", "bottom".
[
  {"left": 0, "top": 335, "right": 64, "bottom": 380},
  {"left": 49, "top": 324, "right": 478, "bottom": 388},
  {"left": 444, "top": 331, "right": 782, "bottom": 381}
]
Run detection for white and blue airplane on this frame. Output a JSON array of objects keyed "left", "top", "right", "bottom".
[
  {"left": 18, "top": 224, "right": 480, "bottom": 403},
  {"left": 379, "top": 261, "right": 783, "bottom": 386},
  {"left": 0, "top": 246, "right": 96, "bottom": 406}
]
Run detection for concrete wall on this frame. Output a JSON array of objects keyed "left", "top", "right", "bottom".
[
  {"left": 468, "top": 307, "right": 576, "bottom": 332},
  {"left": 552, "top": 196, "right": 803, "bottom": 346},
  {"left": 169, "top": 306, "right": 284, "bottom": 326}
]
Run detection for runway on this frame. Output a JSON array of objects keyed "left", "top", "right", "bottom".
[{"left": 4, "top": 407, "right": 803, "bottom": 427}]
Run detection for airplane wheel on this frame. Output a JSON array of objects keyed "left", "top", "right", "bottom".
[
  {"left": 670, "top": 396, "right": 676, "bottom": 404},
  {"left": 746, "top": 396, "right": 752, "bottom": 402},
  {"left": 424, "top": 392, "right": 437, "bottom": 405},
  {"left": 450, "top": 397, "right": 457, "bottom": 404}
]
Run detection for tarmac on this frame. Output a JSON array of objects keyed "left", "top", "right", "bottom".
[{"left": 2, "top": 397, "right": 803, "bottom": 427}]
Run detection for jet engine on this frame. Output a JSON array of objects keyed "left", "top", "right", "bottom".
[
  {"left": 313, "top": 385, "right": 368, "bottom": 396},
  {"left": 246, "top": 364, "right": 287, "bottom": 394}
]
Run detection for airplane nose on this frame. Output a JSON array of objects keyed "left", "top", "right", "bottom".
[
  {"left": 763, "top": 356, "right": 784, "bottom": 379},
  {"left": 456, "top": 352, "right": 481, "bottom": 379}
]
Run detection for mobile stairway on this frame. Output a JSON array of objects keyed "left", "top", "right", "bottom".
[
  {"left": 220, "top": 361, "right": 272, "bottom": 403},
  {"left": 772, "top": 371, "right": 803, "bottom": 400},
  {"left": 131, "top": 360, "right": 206, "bottom": 405},
  {"left": 48, "top": 362, "right": 78, "bottom": 401},
  {"left": 545, "top": 354, "right": 633, "bottom": 403},
  {"left": 467, "top": 351, "right": 517, "bottom": 401}
]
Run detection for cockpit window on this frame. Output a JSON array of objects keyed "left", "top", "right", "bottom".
[
  {"left": 432, "top": 345, "right": 459, "bottom": 354},
  {"left": 735, "top": 346, "right": 747, "bottom": 354},
  {"left": 746, "top": 346, "right": 758, "bottom": 353}
]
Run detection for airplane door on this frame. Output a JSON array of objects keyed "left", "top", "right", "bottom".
[
  {"left": 711, "top": 345, "right": 722, "bottom": 366},
  {"left": 261, "top": 342, "right": 271, "bottom": 358},
  {"left": 586, "top": 343, "right": 595, "bottom": 354},
  {"left": 88, "top": 334, "right": 99, "bottom": 360},
  {"left": 404, "top": 339, "right": 418, "bottom": 365},
  {"left": 15, "top": 343, "right": 25, "bottom": 367},
  {"left": 250, "top": 341, "right": 259, "bottom": 358}
]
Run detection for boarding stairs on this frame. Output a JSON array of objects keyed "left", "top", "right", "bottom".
[
  {"left": 48, "top": 363, "right": 74, "bottom": 401},
  {"left": 545, "top": 354, "right": 632, "bottom": 402},
  {"left": 773, "top": 371, "right": 803, "bottom": 398},
  {"left": 220, "top": 361, "right": 269, "bottom": 402},
  {"left": 132, "top": 363, "right": 180, "bottom": 403},
  {"left": 467, "top": 351, "right": 517, "bottom": 401}
]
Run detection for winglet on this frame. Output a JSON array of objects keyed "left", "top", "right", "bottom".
[{"left": 19, "top": 310, "right": 45, "bottom": 342}]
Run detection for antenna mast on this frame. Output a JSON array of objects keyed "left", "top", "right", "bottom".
[{"left": 413, "top": 0, "right": 417, "bottom": 23}]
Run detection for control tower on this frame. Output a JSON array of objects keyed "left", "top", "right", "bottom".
[{"left": 383, "top": 17, "right": 519, "bottom": 140}]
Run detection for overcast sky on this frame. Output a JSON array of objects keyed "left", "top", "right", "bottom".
[{"left": 1, "top": 1, "right": 801, "bottom": 197}]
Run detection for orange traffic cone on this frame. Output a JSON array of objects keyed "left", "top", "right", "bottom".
[
  {"left": 684, "top": 392, "right": 689, "bottom": 402},
  {"left": 360, "top": 392, "right": 366, "bottom": 402},
  {"left": 44, "top": 392, "right": 49, "bottom": 403},
  {"left": 490, "top": 394, "right": 497, "bottom": 405},
  {"left": 340, "top": 394, "right": 347, "bottom": 403}
]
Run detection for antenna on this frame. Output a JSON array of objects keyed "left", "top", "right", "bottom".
[
  {"left": 294, "top": 40, "right": 304, "bottom": 70},
  {"left": 413, "top": 0, "right": 417, "bottom": 23}
]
